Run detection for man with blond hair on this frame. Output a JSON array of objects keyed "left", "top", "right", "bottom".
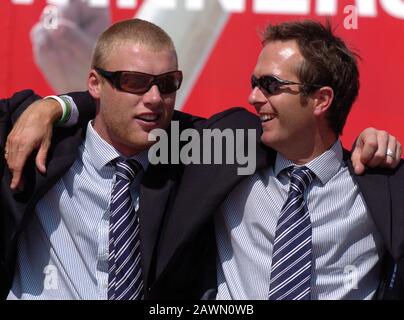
[{"left": 1, "top": 18, "right": 196, "bottom": 300}]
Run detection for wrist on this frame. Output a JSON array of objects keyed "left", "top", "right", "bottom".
[
  {"left": 43, "top": 95, "right": 72, "bottom": 125},
  {"left": 39, "top": 96, "right": 63, "bottom": 124},
  {"left": 59, "top": 95, "right": 79, "bottom": 127}
]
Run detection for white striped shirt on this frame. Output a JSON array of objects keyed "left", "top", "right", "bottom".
[
  {"left": 215, "top": 140, "right": 384, "bottom": 300},
  {"left": 8, "top": 121, "right": 148, "bottom": 300}
]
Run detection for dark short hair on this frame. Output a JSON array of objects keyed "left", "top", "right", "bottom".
[{"left": 262, "top": 20, "right": 360, "bottom": 135}]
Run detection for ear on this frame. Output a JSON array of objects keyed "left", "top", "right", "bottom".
[
  {"left": 313, "top": 86, "right": 334, "bottom": 116},
  {"left": 88, "top": 69, "right": 102, "bottom": 99}
]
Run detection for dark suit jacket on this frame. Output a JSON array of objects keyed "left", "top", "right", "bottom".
[
  {"left": 0, "top": 90, "right": 207, "bottom": 299},
  {"left": 1, "top": 91, "right": 403, "bottom": 299},
  {"left": 150, "top": 107, "right": 404, "bottom": 299}
]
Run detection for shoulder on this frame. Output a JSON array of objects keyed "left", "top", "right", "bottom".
[
  {"left": 1, "top": 90, "right": 41, "bottom": 123},
  {"left": 1, "top": 89, "right": 37, "bottom": 105},
  {"left": 172, "top": 110, "right": 205, "bottom": 128},
  {"left": 172, "top": 107, "right": 261, "bottom": 131},
  {"left": 200, "top": 107, "right": 261, "bottom": 131},
  {"left": 389, "top": 160, "right": 404, "bottom": 183}
]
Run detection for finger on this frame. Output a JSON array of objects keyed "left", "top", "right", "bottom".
[
  {"left": 356, "top": 133, "right": 377, "bottom": 166},
  {"left": 351, "top": 141, "right": 365, "bottom": 175},
  {"left": 8, "top": 145, "right": 31, "bottom": 190},
  {"left": 394, "top": 142, "right": 402, "bottom": 165},
  {"left": 383, "top": 136, "right": 397, "bottom": 168},
  {"left": 365, "top": 131, "right": 389, "bottom": 168},
  {"left": 35, "top": 142, "right": 50, "bottom": 174},
  {"left": 4, "top": 139, "right": 10, "bottom": 159},
  {"left": 10, "top": 166, "right": 24, "bottom": 191},
  {"left": 5, "top": 134, "right": 16, "bottom": 165},
  {"left": 353, "top": 161, "right": 366, "bottom": 175}
]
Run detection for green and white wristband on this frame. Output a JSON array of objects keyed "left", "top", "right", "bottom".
[{"left": 44, "top": 95, "right": 79, "bottom": 127}]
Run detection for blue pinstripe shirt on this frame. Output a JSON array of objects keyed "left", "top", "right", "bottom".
[
  {"left": 8, "top": 122, "right": 148, "bottom": 300},
  {"left": 215, "top": 140, "right": 384, "bottom": 300}
]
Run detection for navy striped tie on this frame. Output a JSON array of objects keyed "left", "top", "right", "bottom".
[
  {"left": 268, "top": 166, "right": 316, "bottom": 300},
  {"left": 108, "top": 158, "right": 144, "bottom": 300}
]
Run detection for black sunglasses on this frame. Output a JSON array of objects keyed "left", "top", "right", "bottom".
[
  {"left": 251, "top": 75, "right": 322, "bottom": 94},
  {"left": 95, "top": 67, "right": 183, "bottom": 95}
]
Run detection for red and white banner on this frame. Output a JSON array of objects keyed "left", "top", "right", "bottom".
[{"left": 1, "top": 0, "right": 404, "bottom": 146}]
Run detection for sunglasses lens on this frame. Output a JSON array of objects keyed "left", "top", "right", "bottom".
[
  {"left": 260, "top": 76, "right": 280, "bottom": 94},
  {"left": 251, "top": 75, "right": 281, "bottom": 94},
  {"left": 119, "top": 71, "right": 182, "bottom": 94},
  {"left": 120, "top": 72, "right": 153, "bottom": 94},
  {"left": 156, "top": 71, "right": 183, "bottom": 94},
  {"left": 251, "top": 75, "right": 259, "bottom": 89}
]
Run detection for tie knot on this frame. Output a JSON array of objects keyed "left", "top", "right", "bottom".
[
  {"left": 288, "top": 166, "right": 316, "bottom": 193},
  {"left": 114, "top": 158, "right": 142, "bottom": 182}
]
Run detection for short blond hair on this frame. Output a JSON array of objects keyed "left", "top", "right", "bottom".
[{"left": 91, "top": 18, "right": 177, "bottom": 69}]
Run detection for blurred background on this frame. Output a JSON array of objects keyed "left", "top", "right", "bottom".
[{"left": 1, "top": 0, "right": 404, "bottom": 147}]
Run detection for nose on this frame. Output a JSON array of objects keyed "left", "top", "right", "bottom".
[
  {"left": 143, "top": 84, "right": 163, "bottom": 106},
  {"left": 248, "top": 86, "right": 267, "bottom": 109}
]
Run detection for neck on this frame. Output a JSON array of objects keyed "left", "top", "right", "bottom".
[
  {"left": 92, "top": 118, "right": 142, "bottom": 158},
  {"left": 275, "top": 128, "right": 337, "bottom": 165}
]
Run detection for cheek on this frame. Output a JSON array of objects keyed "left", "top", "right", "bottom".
[
  {"left": 164, "top": 95, "right": 176, "bottom": 108},
  {"left": 100, "top": 95, "right": 132, "bottom": 128},
  {"left": 106, "top": 93, "right": 142, "bottom": 114},
  {"left": 162, "top": 97, "right": 176, "bottom": 118},
  {"left": 100, "top": 91, "right": 120, "bottom": 116},
  {"left": 101, "top": 97, "right": 121, "bottom": 119}
]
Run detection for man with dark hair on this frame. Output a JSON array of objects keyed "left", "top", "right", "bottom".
[
  {"left": 155, "top": 20, "right": 404, "bottom": 299},
  {"left": 261, "top": 20, "right": 359, "bottom": 136},
  {"left": 3, "top": 20, "right": 404, "bottom": 300},
  {"left": 216, "top": 20, "right": 403, "bottom": 299}
]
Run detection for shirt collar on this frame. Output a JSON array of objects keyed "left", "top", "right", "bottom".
[
  {"left": 274, "top": 139, "right": 344, "bottom": 185},
  {"left": 83, "top": 121, "right": 149, "bottom": 172}
]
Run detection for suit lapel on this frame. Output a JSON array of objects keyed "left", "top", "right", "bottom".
[
  {"left": 138, "top": 164, "right": 181, "bottom": 288},
  {"left": 388, "top": 163, "right": 404, "bottom": 260},
  {"left": 345, "top": 152, "right": 392, "bottom": 252},
  {"left": 155, "top": 141, "right": 275, "bottom": 279},
  {"left": 1, "top": 126, "right": 84, "bottom": 267},
  {"left": 21, "top": 128, "right": 85, "bottom": 230}
]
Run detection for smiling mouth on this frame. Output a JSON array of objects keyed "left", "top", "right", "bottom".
[
  {"left": 260, "top": 114, "right": 276, "bottom": 123},
  {"left": 136, "top": 114, "right": 160, "bottom": 123}
]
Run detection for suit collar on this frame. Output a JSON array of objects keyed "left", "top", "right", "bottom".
[
  {"left": 274, "top": 139, "right": 343, "bottom": 185},
  {"left": 83, "top": 121, "right": 149, "bottom": 171},
  {"left": 83, "top": 121, "right": 120, "bottom": 170}
]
